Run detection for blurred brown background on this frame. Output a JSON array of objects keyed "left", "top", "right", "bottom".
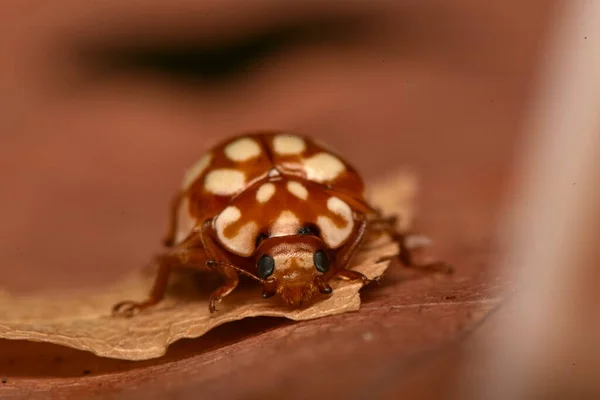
[{"left": 0, "top": 0, "right": 557, "bottom": 399}]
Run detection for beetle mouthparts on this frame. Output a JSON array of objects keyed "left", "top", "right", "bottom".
[{"left": 279, "top": 285, "right": 316, "bottom": 308}]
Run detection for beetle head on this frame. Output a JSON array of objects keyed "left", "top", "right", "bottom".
[{"left": 255, "top": 235, "right": 333, "bottom": 308}]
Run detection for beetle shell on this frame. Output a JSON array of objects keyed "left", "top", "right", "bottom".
[{"left": 175, "top": 132, "right": 366, "bottom": 254}]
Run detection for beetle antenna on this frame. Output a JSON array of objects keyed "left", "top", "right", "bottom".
[{"left": 206, "top": 260, "right": 263, "bottom": 282}]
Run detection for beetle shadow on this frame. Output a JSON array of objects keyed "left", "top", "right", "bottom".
[{"left": 162, "top": 268, "right": 265, "bottom": 303}]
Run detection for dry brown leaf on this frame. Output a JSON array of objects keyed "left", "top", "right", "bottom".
[{"left": 0, "top": 170, "right": 415, "bottom": 361}]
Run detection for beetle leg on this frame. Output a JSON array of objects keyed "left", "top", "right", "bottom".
[
  {"left": 162, "top": 191, "right": 184, "bottom": 248},
  {"left": 200, "top": 220, "right": 245, "bottom": 313},
  {"left": 333, "top": 214, "right": 368, "bottom": 267},
  {"left": 368, "top": 214, "right": 398, "bottom": 229},
  {"left": 112, "top": 241, "right": 210, "bottom": 318},
  {"left": 208, "top": 266, "right": 240, "bottom": 313},
  {"left": 112, "top": 262, "right": 172, "bottom": 317},
  {"left": 334, "top": 269, "right": 370, "bottom": 285},
  {"left": 398, "top": 232, "right": 454, "bottom": 274},
  {"left": 326, "top": 215, "right": 372, "bottom": 285},
  {"left": 368, "top": 216, "right": 454, "bottom": 274}
]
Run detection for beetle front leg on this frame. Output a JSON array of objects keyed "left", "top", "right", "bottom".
[
  {"left": 201, "top": 221, "right": 246, "bottom": 313},
  {"left": 207, "top": 264, "right": 240, "bottom": 313},
  {"left": 328, "top": 215, "right": 372, "bottom": 286}
]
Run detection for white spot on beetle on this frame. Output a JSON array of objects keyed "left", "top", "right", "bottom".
[
  {"left": 317, "top": 196, "right": 354, "bottom": 248},
  {"left": 286, "top": 180, "right": 308, "bottom": 200},
  {"left": 226, "top": 222, "right": 259, "bottom": 256},
  {"left": 326, "top": 196, "right": 352, "bottom": 217},
  {"left": 181, "top": 153, "right": 212, "bottom": 190},
  {"left": 215, "top": 206, "right": 241, "bottom": 230},
  {"left": 204, "top": 169, "right": 246, "bottom": 196},
  {"left": 214, "top": 206, "right": 258, "bottom": 256},
  {"left": 224, "top": 137, "right": 261, "bottom": 162},
  {"left": 302, "top": 152, "right": 346, "bottom": 182},
  {"left": 268, "top": 168, "right": 281, "bottom": 178},
  {"left": 270, "top": 210, "right": 301, "bottom": 237},
  {"left": 273, "top": 134, "right": 306, "bottom": 155},
  {"left": 174, "top": 197, "right": 196, "bottom": 244},
  {"left": 256, "top": 182, "right": 276, "bottom": 203}
]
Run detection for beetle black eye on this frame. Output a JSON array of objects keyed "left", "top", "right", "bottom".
[
  {"left": 257, "top": 255, "right": 275, "bottom": 279},
  {"left": 313, "top": 250, "right": 330, "bottom": 274},
  {"left": 255, "top": 233, "right": 268, "bottom": 248},
  {"left": 297, "top": 224, "right": 319, "bottom": 236}
]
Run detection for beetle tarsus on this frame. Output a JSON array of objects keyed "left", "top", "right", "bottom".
[
  {"left": 335, "top": 269, "right": 371, "bottom": 285},
  {"left": 207, "top": 267, "right": 240, "bottom": 313},
  {"left": 208, "top": 295, "right": 219, "bottom": 313},
  {"left": 368, "top": 215, "right": 454, "bottom": 276},
  {"left": 398, "top": 233, "right": 455, "bottom": 275},
  {"left": 408, "top": 260, "right": 455, "bottom": 275},
  {"left": 112, "top": 300, "right": 155, "bottom": 318}
]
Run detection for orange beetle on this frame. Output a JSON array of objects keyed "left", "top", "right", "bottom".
[{"left": 113, "top": 131, "right": 451, "bottom": 315}]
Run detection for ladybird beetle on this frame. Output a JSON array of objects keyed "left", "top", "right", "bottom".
[{"left": 113, "top": 131, "right": 452, "bottom": 316}]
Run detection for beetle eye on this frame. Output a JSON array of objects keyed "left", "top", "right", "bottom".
[
  {"left": 297, "top": 224, "right": 319, "bottom": 236},
  {"left": 257, "top": 254, "right": 275, "bottom": 279},
  {"left": 255, "top": 233, "right": 268, "bottom": 248},
  {"left": 313, "top": 250, "right": 330, "bottom": 274}
]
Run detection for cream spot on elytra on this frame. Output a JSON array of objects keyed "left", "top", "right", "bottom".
[
  {"left": 224, "top": 137, "right": 262, "bottom": 162},
  {"left": 286, "top": 180, "right": 308, "bottom": 200},
  {"left": 214, "top": 206, "right": 258, "bottom": 256},
  {"left": 327, "top": 196, "right": 352, "bottom": 217},
  {"left": 174, "top": 196, "right": 196, "bottom": 244},
  {"left": 181, "top": 153, "right": 212, "bottom": 190},
  {"left": 270, "top": 210, "right": 301, "bottom": 237},
  {"left": 256, "top": 182, "right": 276, "bottom": 203},
  {"left": 215, "top": 206, "right": 241, "bottom": 231},
  {"left": 204, "top": 169, "right": 246, "bottom": 195},
  {"left": 302, "top": 152, "right": 346, "bottom": 182},
  {"left": 273, "top": 134, "right": 306, "bottom": 155},
  {"left": 225, "top": 222, "right": 258, "bottom": 256},
  {"left": 317, "top": 196, "right": 354, "bottom": 248}
]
